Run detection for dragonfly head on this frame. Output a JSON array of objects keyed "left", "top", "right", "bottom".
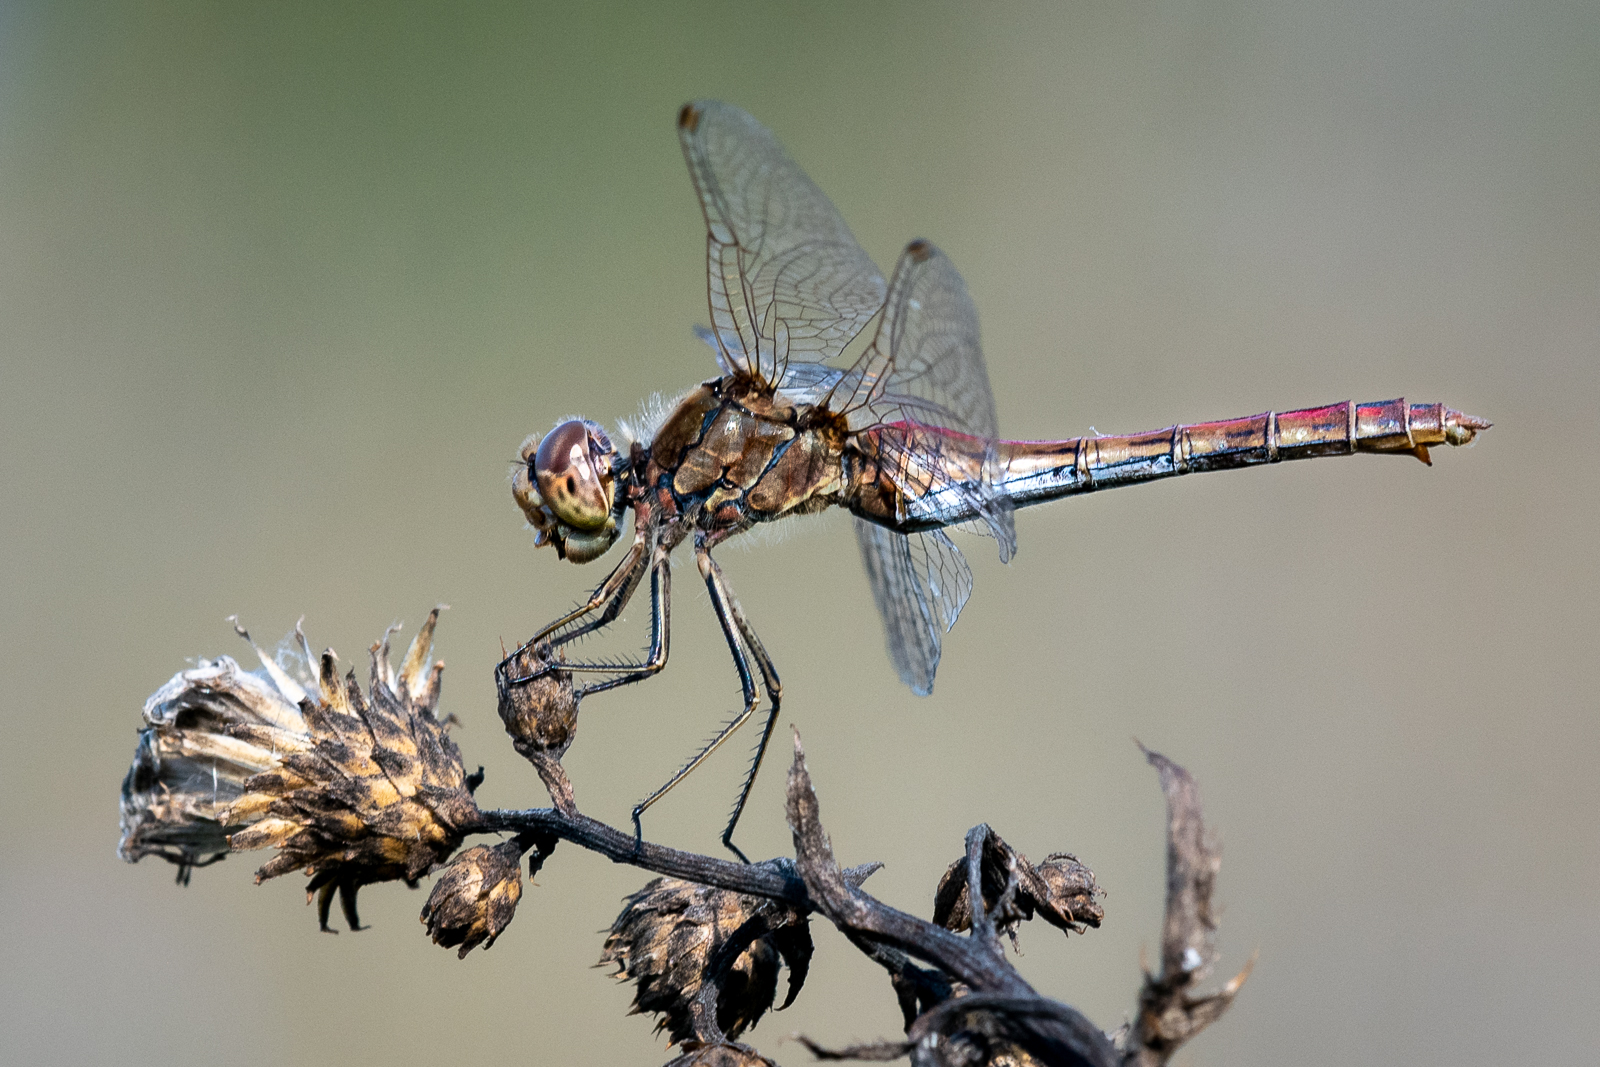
[{"left": 513, "top": 418, "right": 622, "bottom": 563}]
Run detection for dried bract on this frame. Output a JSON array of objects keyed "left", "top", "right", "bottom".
[
  {"left": 600, "top": 875, "right": 812, "bottom": 1045},
  {"left": 421, "top": 840, "right": 523, "bottom": 957},
  {"left": 224, "top": 608, "right": 481, "bottom": 931},
  {"left": 119, "top": 620, "right": 313, "bottom": 881},
  {"left": 932, "top": 831, "right": 1103, "bottom": 942},
  {"left": 1118, "top": 748, "right": 1251, "bottom": 1066}
]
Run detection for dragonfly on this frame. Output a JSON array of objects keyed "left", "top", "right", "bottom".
[{"left": 502, "top": 100, "right": 1489, "bottom": 861}]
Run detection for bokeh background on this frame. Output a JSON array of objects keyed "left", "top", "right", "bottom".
[{"left": 3, "top": 2, "right": 1596, "bottom": 1064}]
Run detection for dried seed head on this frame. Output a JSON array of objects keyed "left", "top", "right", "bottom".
[
  {"left": 980, "top": 1047, "right": 1046, "bottom": 1067},
  {"left": 932, "top": 832, "right": 1103, "bottom": 942},
  {"left": 891, "top": 985, "right": 1061, "bottom": 1067},
  {"left": 663, "top": 1042, "right": 777, "bottom": 1067},
  {"left": 599, "top": 876, "right": 812, "bottom": 1046},
  {"left": 420, "top": 840, "right": 524, "bottom": 958},
  {"left": 119, "top": 618, "right": 317, "bottom": 880},
  {"left": 1030, "top": 853, "right": 1104, "bottom": 932},
  {"left": 925, "top": 1002, "right": 1050, "bottom": 1067},
  {"left": 495, "top": 644, "right": 578, "bottom": 762},
  {"left": 221, "top": 607, "right": 482, "bottom": 931}
]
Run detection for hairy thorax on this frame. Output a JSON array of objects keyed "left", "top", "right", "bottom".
[{"left": 643, "top": 377, "right": 849, "bottom": 536}]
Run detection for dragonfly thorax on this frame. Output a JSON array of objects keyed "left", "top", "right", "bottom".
[{"left": 641, "top": 378, "right": 850, "bottom": 539}]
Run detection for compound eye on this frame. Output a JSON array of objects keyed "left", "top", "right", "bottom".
[
  {"left": 534, "top": 420, "right": 613, "bottom": 532},
  {"left": 511, "top": 432, "right": 553, "bottom": 530}
]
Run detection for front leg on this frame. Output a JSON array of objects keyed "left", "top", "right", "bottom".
[
  {"left": 501, "top": 533, "right": 670, "bottom": 695},
  {"left": 577, "top": 545, "right": 672, "bottom": 696},
  {"left": 501, "top": 531, "right": 646, "bottom": 675}
]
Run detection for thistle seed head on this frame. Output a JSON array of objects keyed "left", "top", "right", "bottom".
[
  {"left": 420, "top": 840, "right": 524, "bottom": 957},
  {"left": 119, "top": 618, "right": 316, "bottom": 880},
  {"left": 932, "top": 832, "right": 1103, "bottom": 942},
  {"left": 495, "top": 644, "right": 578, "bottom": 763},
  {"left": 1030, "top": 853, "right": 1104, "bottom": 932},
  {"left": 219, "top": 607, "right": 481, "bottom": 931},
  {"left": 599, "top": 876, "right": 812, "bottom": 1046}
]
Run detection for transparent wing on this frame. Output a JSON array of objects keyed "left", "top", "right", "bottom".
[
  {"left": 834, "top": 240, "right": 1018, "bottom": 559},
  {"left": 854, "top": 518, "right": 973, "bottom": 696},
  {"left": 832, "top": 240, "right": 1000, "bottom": 438},
  {"left": 679, "top": 100, "right": 887, "bottom": 386}
]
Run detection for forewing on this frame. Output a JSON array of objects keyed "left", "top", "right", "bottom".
[
  {"left": 854, "top": 518, "right": 973, "bottom": 695},
  {"left": 679, "top": 101, "right": 887, "bottom": 385},
  {"left": 836, "top": 241, "right": 1018, "bottom": 559}
]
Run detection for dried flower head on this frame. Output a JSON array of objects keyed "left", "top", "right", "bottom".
[
  {"left": 1028, "top": 854, "right": 1103, "bottom": 932},
  {"left": 663, "top": 1041, "right": 777, "bottom": 1067},
  {"left": 797, "top": 990, "right": 1056, "bottom": 1067},
  {"left": 495, "top": 644, "right": 580, "bottom": 811},
  {"left": 599, "top": 876, "right": 813, "bottom": 1045},
  {"left": 223, "top": 607, "right": 482, "bottom": 931},
  {"left": 118, "top": 619, "right": 312, "bottom": 882},
  {"left": 495, "top": 644, "right": 579, "bottom": 762},
  {"left": 921, "top": 1001, "right": 1051, "bottom": 1067},
  {"left": 932, "top": 831, "right": 1103, "bottom": 942},
  {"left": 421, "top": 840, "right": 524, "bottom": 957}
]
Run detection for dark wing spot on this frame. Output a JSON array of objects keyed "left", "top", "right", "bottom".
[
  {"left": 678, "top": 102, "right": 701, "bottom": 132},
  {"left": 565, "top": 475, "right": 577, "bottom": 495},
  {"left": 905, "top": 238, "right": 934, "bottom": 263}
]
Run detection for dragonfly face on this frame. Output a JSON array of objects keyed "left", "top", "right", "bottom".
[{"left": 513, "top": 418, "right": 622, "bottom": 563}]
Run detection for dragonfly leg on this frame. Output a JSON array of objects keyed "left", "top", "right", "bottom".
[
  {"left": 499, "top": 534, "right": 651, "bottom": 684},
  {"left": 504, "top": 543, "right": 673, "bottom": 698},
  {"left": 574, "top": 547, "right": 672, "bottom": 696},
  {"left": 629, "top": 544, "right": 771, "bottom": 862},
  {"left": 707, "top": 556, "right": 782, "bottom": 861}
]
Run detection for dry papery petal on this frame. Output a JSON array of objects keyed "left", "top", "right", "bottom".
[{"left": 118, "top": 618, "right": 314, "bottom": 881}]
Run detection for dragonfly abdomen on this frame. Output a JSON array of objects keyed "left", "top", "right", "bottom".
[{"left": 998, "top": 399, "right": 1490, "bottom": 507}]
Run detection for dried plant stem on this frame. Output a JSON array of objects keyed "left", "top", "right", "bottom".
[
  {"left": 470, "top": 806, "right": 812, "bottom": 904},
  {"left": 786, "top": 732, "right": 1118, "bottom": 1067},
  {"left": 465, "top": 730, "right": 1245, "bottom": 1066},
  {"left": 121, "top": 609, "right": 1247, "bottom": 1065}
]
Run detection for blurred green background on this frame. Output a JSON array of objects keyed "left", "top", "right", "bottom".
[{"left": 3, "top": 2, "right": 1596, "bottom": 1064}]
